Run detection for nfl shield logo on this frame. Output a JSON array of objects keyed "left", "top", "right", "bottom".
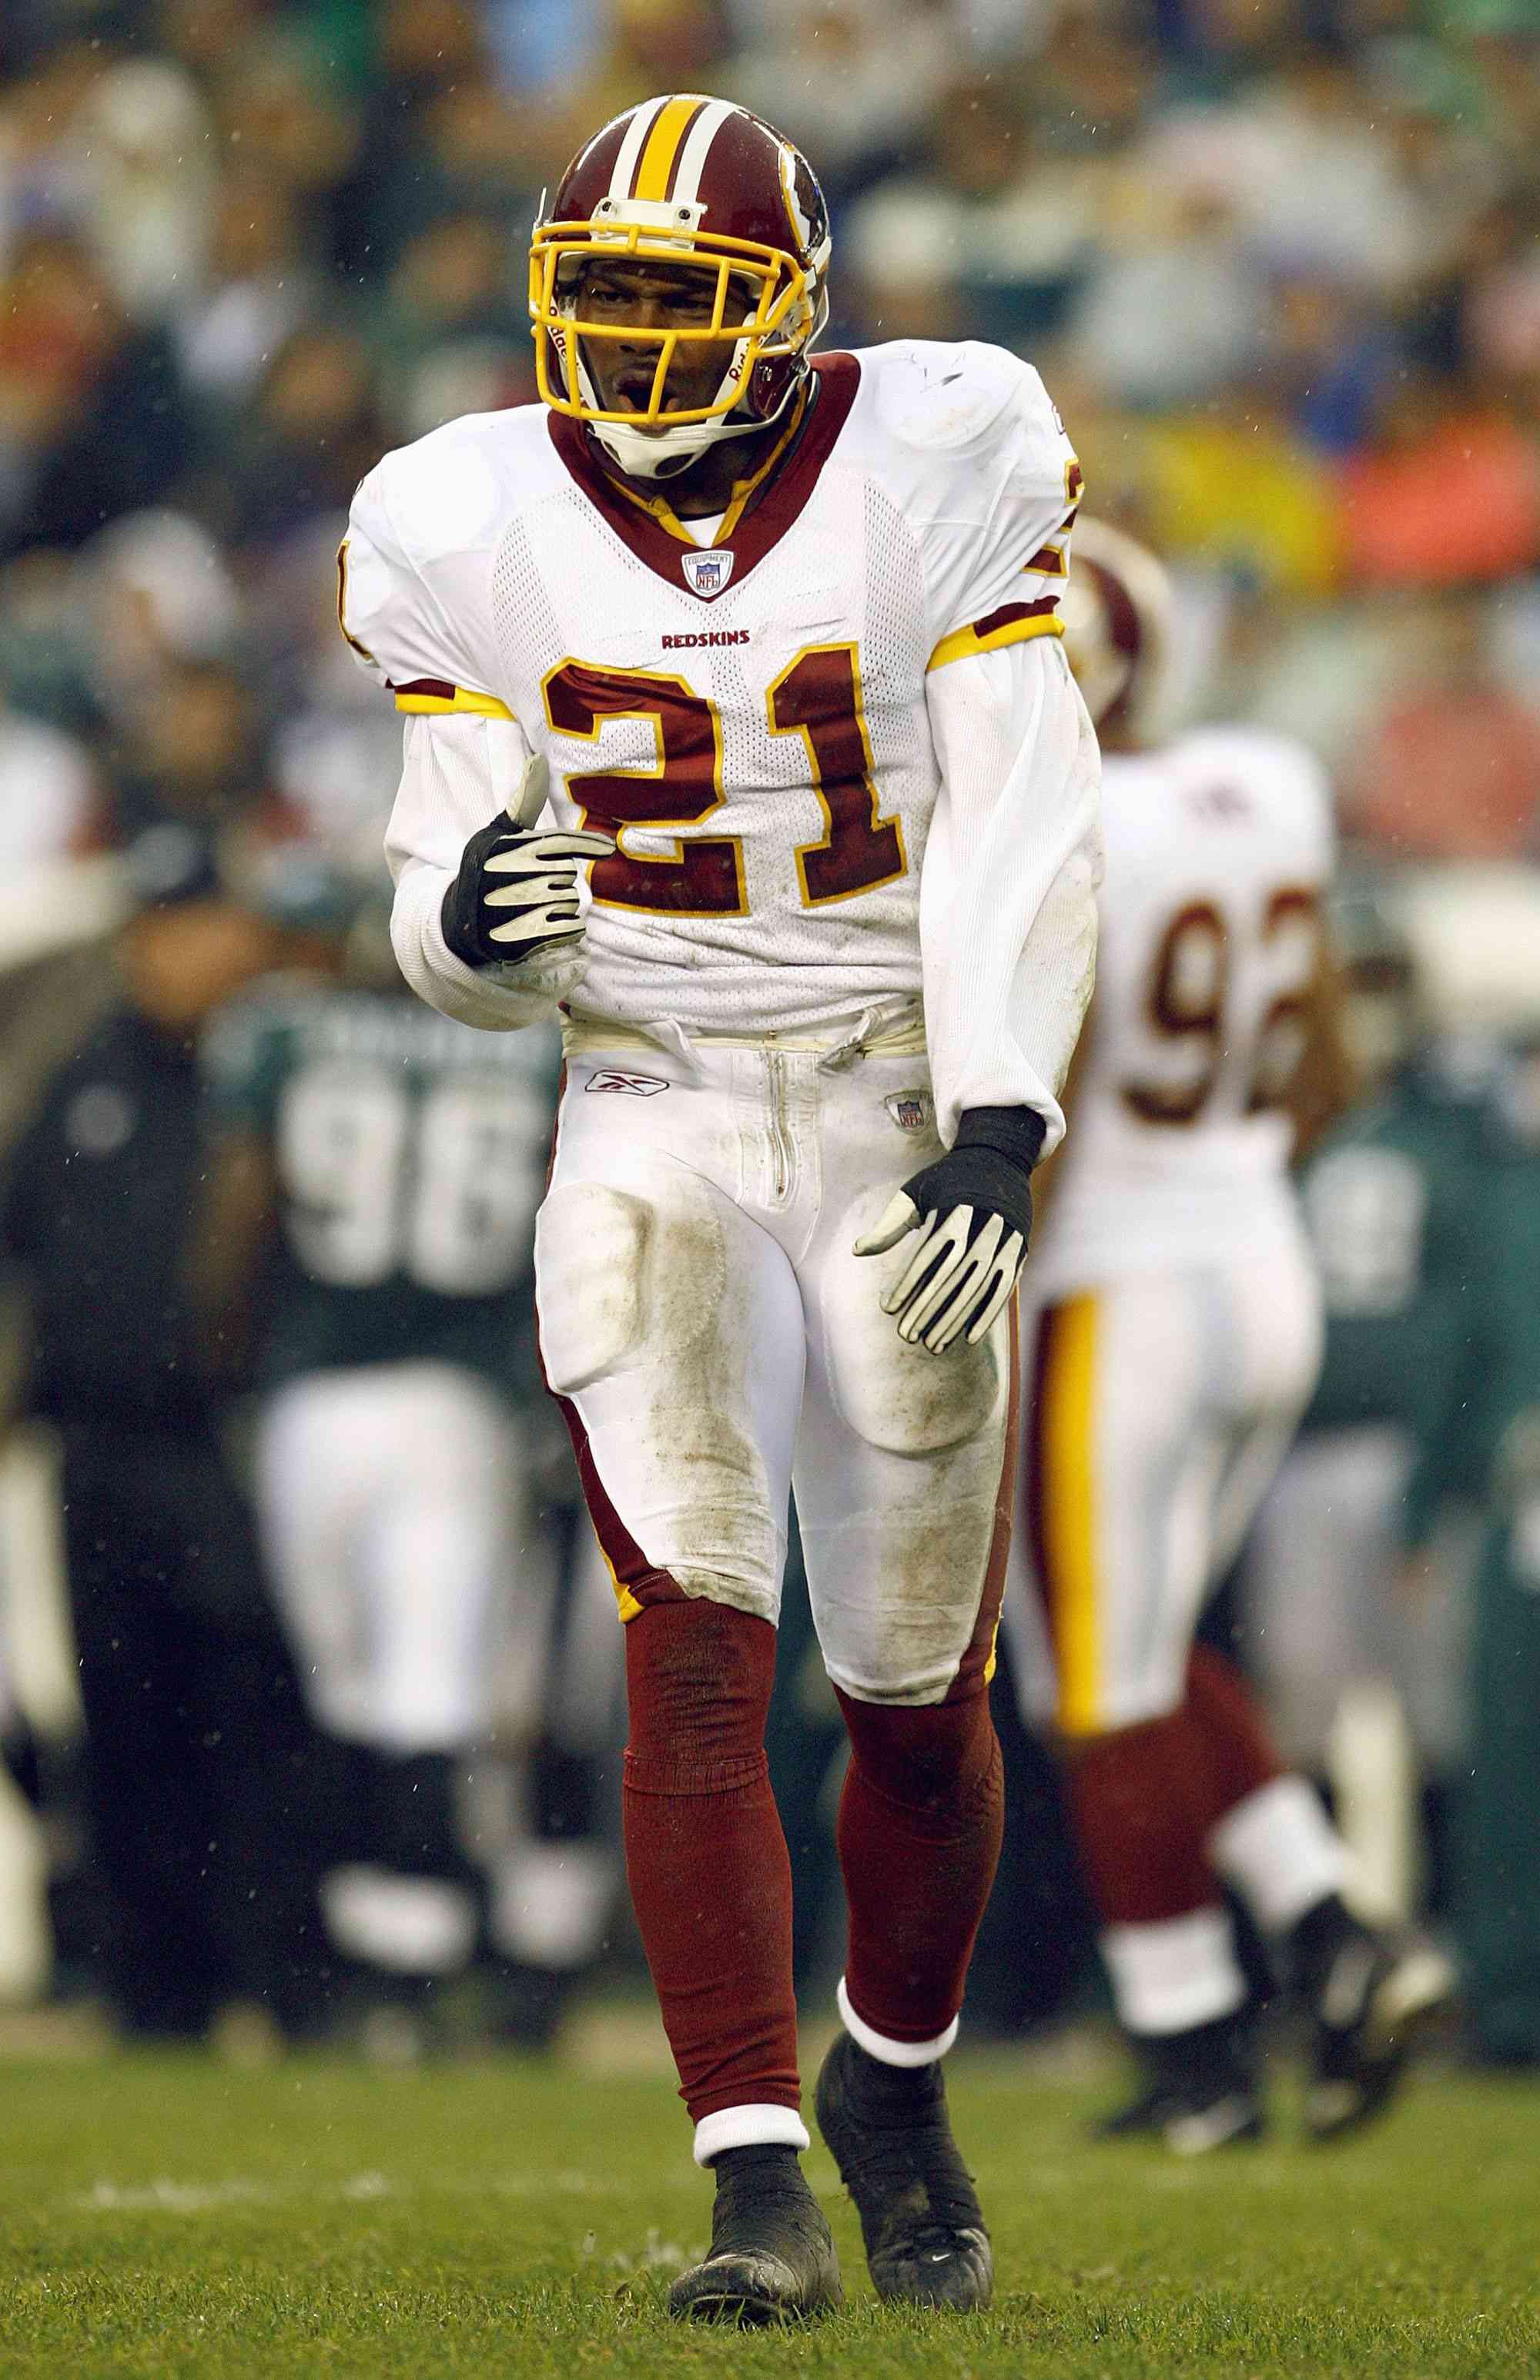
[
  {"left": 681, "top": 547, "right": 734, "bottom": 601},
  {"left": 886, "top": 1093, "right": 930, "bottom": 1133}
]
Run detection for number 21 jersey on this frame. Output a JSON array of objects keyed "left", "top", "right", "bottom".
[{"left": 340, "top": 339, "right": 1083, "bottom": 1040}]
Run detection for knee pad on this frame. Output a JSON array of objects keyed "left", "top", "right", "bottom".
[
  {"left": 625, "top": 1599, "right": 777, "bottom": 1793},
  {"left": 836, "top": 1685, "right": 997, "bottom": 1813}
]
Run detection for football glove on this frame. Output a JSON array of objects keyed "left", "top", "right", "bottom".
[
  {"left": 854, "top": 1106, "right": 1046, "bottom": 1354},
  {"left": 440, "top": 751, "right": 614, "bottom": 972}
]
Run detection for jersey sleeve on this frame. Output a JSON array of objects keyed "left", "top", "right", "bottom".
[
  {"left": 912, "top": 346, "right": 1084, "bottom": 678},
  {"left": 341, "top": 439, "right": 578, "bottom": 1033},
  {"left": 338, "top": 440, "right": 513, "bottom": 724},
  {"left": 922, "top": 634, "right": 1102, "bottom": 1146}
]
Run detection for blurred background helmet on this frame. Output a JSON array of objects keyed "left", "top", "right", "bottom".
[
  {"left": 1329, "top": 875, "right": 1422, "bottom": 1086},
  {"left": 1060, "top": 515, "right": 1176, "bottom": 747}
]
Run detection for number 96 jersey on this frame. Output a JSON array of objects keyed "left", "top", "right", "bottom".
[
  {"left": 340, "top": 340, "right": 1083, "bottom": 1043},
  {"left": 203, "top": 981, "right": 559, "bottom": 1394}
]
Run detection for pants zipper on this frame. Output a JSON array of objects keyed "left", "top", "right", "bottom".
[{"left": 767, "top": 1052, "right": 793, "bottom": 1204}]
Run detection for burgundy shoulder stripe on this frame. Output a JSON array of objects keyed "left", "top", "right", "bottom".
[{"left": 973, "top": 596, "right": 1060, "bottom": 640}]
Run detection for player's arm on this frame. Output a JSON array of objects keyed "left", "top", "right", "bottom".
[
  {"left": 857, "top": 634, "right": 1100, "bottom": 1352},
  {"left": 1021, "top": 994, "right": 1094, "bottom": 1237},
  {"left": 387, "top": 729, "right": 612, "bottom": 1031},
  {"left": 854, "top": 360, "right": 1100, "bottom": 1352},
  {"left": 340, "top": 458, "right": 610, "bottom": 1033},
  {"left": 186, "top": 1124, "right": 280, "bottom": 1390},
  {"left": 1284, "top": 936, "right": 1360, "bottom": 1161}
]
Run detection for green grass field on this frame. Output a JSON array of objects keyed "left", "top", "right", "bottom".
[{"left": 1, "top": 2025, "right": 1535, "bottom": 2379}]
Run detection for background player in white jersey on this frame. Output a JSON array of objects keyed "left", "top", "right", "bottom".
[
  {"left": 1003, "top": 521, "right": 1452, "bottom": 2151},
  {"left": 343, "top": 95, "right": 1100, "bottom": 2320}
]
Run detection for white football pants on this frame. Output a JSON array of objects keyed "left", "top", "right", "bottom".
[
  {"left": 254, "top": 1361, "right": 526, "bottom": 1752},
  {"left": 1240, "top": 1423, "right": 1469, "bottom": 1771},
  {"left": 536, "top": 1026, "right": 1015, "bottom": 1706},
  {"left": 1003, "top": 1218, "right": 1322, "bottom": 1736}
]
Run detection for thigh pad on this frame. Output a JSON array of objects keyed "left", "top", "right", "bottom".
[
  {"left": 536, "top": 1178, "right": 726, "bottom": 1397},
  {"left": 819, "top": 1202, "right": 1004, "bottom": 1457}
]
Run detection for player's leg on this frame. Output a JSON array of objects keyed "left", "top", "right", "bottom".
[
  {"left": 1200, "top": 1256, "right": 1453, "bottom": 2134},
  {"left": 792, "top": 1083, "right": 1014, "bottom": 2310},
  {"left": 537, "top": 1053, "right": 839, "bottom": 2321},
  {"left": 254, "top": 1368, "right": 490, "bottom": 2037},
  {"left": 351, "top": 1363, "right": 521, "bottom": 1996},
  {"left": 1012, "top": 1274, "right": 1265, "bottom": 2147},
  {"left": 57, "top": 1425, "right": 230, "bottom": 2035},
  {"left": 481, "top": 1508, "right": 621, "bottom": 2047}
]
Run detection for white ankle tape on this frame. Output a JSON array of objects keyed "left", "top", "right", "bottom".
[
  {"left": 837, "top": 1975, "right": 959, "bottom": 2066},
  {"left": 693, "top": 2103, "right": 811, "bottom": 2167}
]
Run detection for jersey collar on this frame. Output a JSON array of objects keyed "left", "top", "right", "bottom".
[{"left": 547, "top": 353, "right": 861, "bottom": 601}]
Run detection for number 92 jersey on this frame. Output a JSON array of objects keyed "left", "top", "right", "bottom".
[
  {"left": 1030, "top": 725, "right": 1334, "bottom": 1294},
  {"left": 340, "top": 340, "right": 1083, "bottom": 1039}
]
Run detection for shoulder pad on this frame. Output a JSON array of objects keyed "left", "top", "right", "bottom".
[
  {"left": 1176, "top": 725, "right": 1331, "bottom": 798},
  {"left": 866, "top": 340, "right": 1053, "bottom": 456},
  {"left": 362, "top": 408, "right": 537, "bottom": 567}
]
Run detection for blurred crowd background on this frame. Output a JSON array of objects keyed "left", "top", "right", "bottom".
[{"left": 0, "top": 0, "right": 1538, "bottom": 2068}]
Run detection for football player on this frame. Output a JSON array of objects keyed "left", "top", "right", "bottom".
[
  {"left": 1002, "top": 521, "right": 1453, "bottom": 2151},
  {"left": 199, "top": 902, "right": 567, "bottom": 2045},
  {"left": 343, "top": 96, "right": 1100, "bottom": 2318}
]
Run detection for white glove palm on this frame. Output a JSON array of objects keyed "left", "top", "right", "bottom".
[
  {"left": 853, "top": 1121, "right": 1039, "bottom": 1354},
  {"left": 440, "top": 752, "right": 614, "bottom": 974}
]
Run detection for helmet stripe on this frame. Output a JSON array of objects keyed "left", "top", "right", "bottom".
[
  {"left": 672, "top": 95, "right": 737, "bottom": 209},
  {"left": 634, "top": 94, "right": 705, "bottom": 201},
  {"left": 608, "top": 97, "right": 665, "bottom": 204}
]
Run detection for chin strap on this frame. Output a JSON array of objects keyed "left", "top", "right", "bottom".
[{"left": 591, "top": 389, "right": 798, "bottom": 483}]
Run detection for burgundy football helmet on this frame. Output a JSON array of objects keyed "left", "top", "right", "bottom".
[
  {"left": 530, "top": 94, "right": 832, "bottom": 481},
  {"left": 1060, "top": 517, "right": 1176, "bottom": 747}
]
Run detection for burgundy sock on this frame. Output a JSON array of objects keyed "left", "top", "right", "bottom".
[
  {"left": 835, "top": 1687, "right": 1003, "bottom": 2045},
  {"left": 1063, "top": 1709, "right": 1217, "bottom": 1926},
  {"left": 1183, "top": 1643, "right": 1285, "bottom": 1823},
  {"left": 621, "top": 1598, "right": 800, "bottom": 2124}
]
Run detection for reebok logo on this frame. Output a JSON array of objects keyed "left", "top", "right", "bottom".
[
  {"left": 661, "top": 629, "right": 751, "bottom": 650},
  {"left": 584, "top": 1069, "right": 669, "bottom": 1097}
]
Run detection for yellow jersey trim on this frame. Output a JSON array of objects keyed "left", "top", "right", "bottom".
[
  {"left": 394, "top": 688, "right": 517, "bottom": 721},
  {"left": 1043, "top": 1292, "right": 1102, "bottom": 1736},
  {"left": 926, "top": 609, "right": 1063, "bottom": 675}
]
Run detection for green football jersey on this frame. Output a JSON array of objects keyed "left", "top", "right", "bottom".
[
  {"left": 1297, "top": 1050, "right": 1493, "bottom": 1441},
  {"left": 205, "top": 979, "right": 560, "bottom": 1395},
  {"left": 1400, "top": 1059, "right": 1540, "bottom": 1547},
  {"left": 1396, "top": 1057, "right": 1540, "bottom": 2060}
]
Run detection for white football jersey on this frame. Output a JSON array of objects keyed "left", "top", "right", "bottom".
[
  {"left": 345, "top": 340, "right": 1100, "bottom": 1139},
  {"left": 1029, "top": 725, "right": 1334, "bottom": 1288}
]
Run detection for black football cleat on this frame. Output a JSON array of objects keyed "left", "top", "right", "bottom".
[
  {"left": 815, "top": 2032, "right": 993, "bottom": 2311},
  {"left": 1296, "top": 1908, "right": 1455, "bottom": 2141},
  {"left": 1092, "top": 2013, "right": 1266, "bottom": 2154},
  {"left": 1093, "top": 2076, "right": 1266, "bottom": 2154},
  {"left": 667, "top": 2146, "right": 842, "bottom": 2325}
]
